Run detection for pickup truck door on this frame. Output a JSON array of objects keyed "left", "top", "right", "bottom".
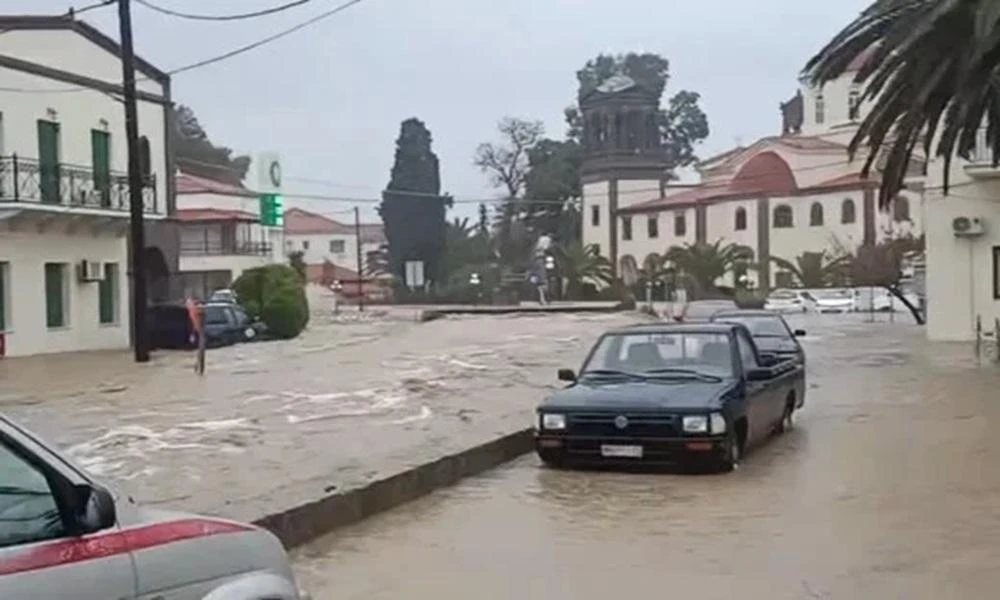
[
  {"left": 0, "top": 432, "right": 136, "bottom": 600},
  {"left": 736, "top": 331, "right": 781, "bottom": 445}
]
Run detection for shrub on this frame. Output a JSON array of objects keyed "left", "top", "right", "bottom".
[{"left": 233, "top": 264, "right": 310, "bottom": 338}]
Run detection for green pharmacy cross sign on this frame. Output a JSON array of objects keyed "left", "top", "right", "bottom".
[{"left": 259, "top": 193, "right": 284, "bottom": 226}]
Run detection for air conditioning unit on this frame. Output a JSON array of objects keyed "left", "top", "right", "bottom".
[
  {"left": 952, "top": 216, "right": 985, "bottom": 237},
  {"left": 77, "top": 260, "right": 104, "bottom": 282}
]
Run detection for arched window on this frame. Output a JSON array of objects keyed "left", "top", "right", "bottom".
[
  {"left": 841, "top": 198, "right": 856, "bottom": 224},
  {"left": 809, "top": 202, "right": 824, "bottom": 226},
  {"left": 773, "top": 204, "right": 793, "bottom": 228},
  {"left": 734, "top": 207, "right": 747, "bottom": 231},
  {"left": 893, "top": 195, "right": 911, "bottom": 222}
]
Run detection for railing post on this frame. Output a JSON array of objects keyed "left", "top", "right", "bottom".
[
  {"left": 995, "top": 318, "right": 1000, "bottom": 364},
  {"left": 12, "top": 154, "right": 19, "bottom": 200},
  {"left": 975, "top": 315, "right": 982, "bottom": 363}
]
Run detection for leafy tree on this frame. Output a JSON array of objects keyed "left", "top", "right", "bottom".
[
  {"left": 172, "top": 105, "right": 250, "bottom": 184},
  {"left": 662, "top": 240, "right": 755, "bottom": 298},
  {"left": 802, "top": 0, "right": 1000, "bottom": 206},
  {"left": 523, "top": 138, "right": 583, "bottom": 240},
  {"left": 442, "top": 217, "right": 493, "bottom": 284},
  {"left": 378, "top": 118, "right": 452, "bottom": 285},
  {"left": 553, "top": 241, "right": 613, "bottom": 299},
  {"left": 768, "top": 251, "right": 850, "bottom": 288},
  {"left": 564, "top": 52, "right": 710, "bottom": 172},
  {"left": 233, "top": 264, "right": 309, "bottom": 338},
  {"left": 841, "top": 234, "right": 925, "bottom": 324}
]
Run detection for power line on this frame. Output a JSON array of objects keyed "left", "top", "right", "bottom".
[
  {"left": 135, "top": 0, "right": 315, "bottom": 22},
  {"left": 0, "top": 0, "right": 367, "bottom": 92}
]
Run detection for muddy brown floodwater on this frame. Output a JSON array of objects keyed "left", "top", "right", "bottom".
[{"left": 293, "top": 313, "right": 1000, "bottom": 599}]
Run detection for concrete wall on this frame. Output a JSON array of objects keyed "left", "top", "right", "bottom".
[
  {"left": 581, "top": 180, "right": 610, "bottom": 257},
  {"left": 0, "top": 228, "right": 129, "bottom": 357},
  {"left": 284, "top": 232, "right": 381, "bottom": 273}
]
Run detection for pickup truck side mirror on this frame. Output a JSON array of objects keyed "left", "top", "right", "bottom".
[
  {"left": 74, "top": 483, "right": 117, "bottom": 534},
  {"left": 557, "top": 368, "right": 576, "bottom": 382},
  {"left": 746, "top": 367, "right": 772, "bottom": 382},
  {"left": 793, "top": 329, "right": 806, "bottom": 337}
]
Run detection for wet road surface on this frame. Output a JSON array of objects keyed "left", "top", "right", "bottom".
[
  {"left": 293, "top": 313, "right": 1000, "bottom": 599},
  {"left": 0, "top": 309, "right": 638, "bottom": 520}
]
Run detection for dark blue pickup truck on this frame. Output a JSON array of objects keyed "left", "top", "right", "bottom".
[{"left": 534, "top": 322, "right": 804, "bottom": 472}]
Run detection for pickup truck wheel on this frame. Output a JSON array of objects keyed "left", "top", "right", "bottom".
[
  {"left": 719, "top": 430, "right": 741, "bottom": 473},
  {"left": 775, "top": 400, "right": 794, "bottom": 435}
]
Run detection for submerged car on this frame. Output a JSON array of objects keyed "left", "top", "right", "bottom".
[
  {"left": 811, "top": 288, "right": 855, "bottom": 313},
  {"left": 534, "top": 322, "right": 805, "bottom": 472},
  {"left": 710, "top": 309, "right": 807, "bottom": 366},
  {"left": 764, "top": 288, "right": 816, "bottom": 313},
  {"left": 674, "top": 299, "right": 738, "bottom": 322},
  {"left": 0, "top": 414, "right": 307, "bottom": 599}
]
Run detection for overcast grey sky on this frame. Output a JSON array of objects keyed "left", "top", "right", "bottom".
[{"left": 19, "top": 0, "right": 869, "bottom": 221}]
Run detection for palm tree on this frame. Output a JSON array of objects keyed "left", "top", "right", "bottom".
[
  {"left": 553, "top": 241, "right": 613, "bottom": 298},
  {"left": 662, "top": 240, "right": 754, "bottom": 297},
  {"left": 803, "top": 0, "right": 1000, "bottom": 206},
  {"left": 768, "top": 252, "right": 850, "bottom": 288}
]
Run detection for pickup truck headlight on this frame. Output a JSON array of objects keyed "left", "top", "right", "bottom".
[
  {"left": 541, "top": 413, "right": 566, "bottom": 430},
  {"left": 709, "top": 412, "right": 726, "bottom": 434},
  {"left": 682, "top": 415, "right": 708, "bottom": 433}
]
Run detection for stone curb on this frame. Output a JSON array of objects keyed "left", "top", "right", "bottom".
[
  {"left": 417, "top": 301, "right": 630, "bottom": 322},
  {"left": 253, "top": 428, "right": 534, "bottom": 549}
]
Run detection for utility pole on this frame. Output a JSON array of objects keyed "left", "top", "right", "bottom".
[
  {"left": 354, "top": 206, "right": 364, "bottom": 311},
  {"left": 117, "top": 0, "right": 149, "bottom": 362}
]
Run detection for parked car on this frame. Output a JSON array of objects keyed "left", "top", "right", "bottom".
[
  {"left": 0, "top": 413, "right": 308, "bottom": 599},
  {"left": 534, "top": 322, "right": 805, "bottom": 472},
  {"left": 208, "top": 288, "right": 239, "bottom": 304},
  {"left": 811, "top": 288, "right": 855, "bottom": 313},
  {"left": 148, "top": 303, "right": 197, "bottom": 350},
  {"left": 199, "top": 302, "right": 264, "bottom": 347},
  {"left": 674, "top": 299, "right": 739, "bottom": 322},
  {"left": 764, "top": 288, "right": 816, "bottom": 313},
  {"left": 710, "top": 309, "right": 808, "bottom": 367}
]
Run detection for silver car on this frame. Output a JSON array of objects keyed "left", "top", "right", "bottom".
[{"left": 0, "top": 415, "right": 307, "bottom": 599}]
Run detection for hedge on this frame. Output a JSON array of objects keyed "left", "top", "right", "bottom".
[{"left": 233, "top": 264, "right": 309, "bottom": 339}]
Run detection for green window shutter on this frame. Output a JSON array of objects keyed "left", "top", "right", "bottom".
[
  {"left": 98, "top": 263, "right": 114, "bottom": 324},
  {"left": 91, "top": 130, "right": 111, "bottom": 207},
  {"left": 37, "top": 121, "right": 61, "bottom": 204},
  {"left": 44, "top": 263, "right": 64, "bottom": 328},
  {"left": 0, "top": 263, "right": 6, "bottom": 331}
]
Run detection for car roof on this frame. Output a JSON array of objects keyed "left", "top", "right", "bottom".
[
  {"left": 710, "top": 309, "right": 783, "bottom": 318},
  {"left": 614, "top": 322, "right": 738, "bottom": 335}
]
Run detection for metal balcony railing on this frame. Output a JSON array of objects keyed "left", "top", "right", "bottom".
[
  {"left": 180, "top": 240, "right": 273, "bottom": 256},
  {"left": 0, "top": 154, "right": 158, "bottom": 214}
]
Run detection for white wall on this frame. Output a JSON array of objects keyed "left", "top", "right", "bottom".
[
  {"left": 618, "top": 206, "right": 696, "bottom": 265},
  {"left": 582, "top": 180, "right": 610, "bottom": 257},
  {"left": 768, "top": 191, "right": 866, "bottom": 261},
  {"left": 0, "top": 229, "right": 129, "bottom": 357},
  {"left": 284, "top": 232, "right": 380, "bottom": 272}
]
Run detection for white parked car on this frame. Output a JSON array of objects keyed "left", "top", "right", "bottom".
[
  {"left": 0, "top": 414, "right": 308, "bottom": 599},
  {"left": 764, "top": 288, "right": 816, "bottom": 313},
  {"left": 811, "top": 288, "right": 856, "bottom": 313}
]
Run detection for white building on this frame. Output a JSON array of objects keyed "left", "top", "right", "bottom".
[
  {"left": 175, "top": 172, "right": 283, "bottom": 299},
  {"left": 283, "top": 207, "right": 385, "bottom": 284},
  {"left": 923, "top": 131, "right": 1000, "bottom": 341},
  {"left": 0, "top": 15, "right": 177, "bottom": 357},
  {"left": 581, "top": 52, "right": 925, "bottom": 291}
]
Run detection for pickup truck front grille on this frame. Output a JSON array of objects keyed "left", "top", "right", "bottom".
[{"left": 568, "top": 412, "right": 679, "bottom": 437}]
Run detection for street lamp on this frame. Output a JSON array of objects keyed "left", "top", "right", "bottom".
[
  {"left": 469, "top": 272, "right": 481, "bottom": 305},
  {"left": 331, "top": 279, "right": 343, "bottom": 314},
  {"left": 544, "top": 255, "right": 556, "bottom": 303}
]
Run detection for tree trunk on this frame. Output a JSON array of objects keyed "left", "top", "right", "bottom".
[{"left": 884, "top": 285, "right": 924, "bottom": 325}]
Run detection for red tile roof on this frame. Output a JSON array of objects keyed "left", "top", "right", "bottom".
[
  {"left": 176, "top": 208, "right": 259, "bottom": 222},
  {"left": 283, "top": 208, "right": 385, "bottom": 243},
  {"left": 176, "top": 172, "right": 257, "bottom": 198},
  {"left": 698, "top": 135, "right": 846, "bottom": 170}
]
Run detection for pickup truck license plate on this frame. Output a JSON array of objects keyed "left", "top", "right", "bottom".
[{"left": 600, "top": 444, "right": 643, "bottom": 458}]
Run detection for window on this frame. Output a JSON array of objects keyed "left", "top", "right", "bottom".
[
  {"left": 841, "top": 198, "right": 856, "bottom": 224},
  {"left": 848, "top": 88, "right": 861, "bottom": 121},
  {"left": 647, "top": 216, "right": 659, "bottom": 239},
  {"left": 0, "top": 261, "right": 7, "bottom": 331},
  {"left": 994, "top": 247, "right": 1000, "bottom": 300},
  {"left": 621, "top": 216, "right": 632, "bottom": 241},
  {"left": 0, "top": 442, "right": 65, "bottom": 548},
  {"left": 815, "top": 93, "right": 825, "bottom": 124},
  {"left": 91, "top": 130, "right": 111, "bottom": 207},
  {"left": 674, "top": 213, "right": 687, "bottom": 237},
  {"left": 809, "top": 202, "right": 824, "bottom": 226},
  {"left": 734, "top": 207, "right": 747, "bottom": 231},
  {"left": 37, "top": 120, "right": 61, "bottom": 205},
  {"left": 773, "top": 204, "right": 793, "bottom": 228},
  {"left": 98, "top": 263, "right": 119, "bottom": 324},
  {"left": 736, "top": 332, "right": 758, "bottom": 369},
  {"left": 591, "top": 205, "right": 600, "bottom": 227},
  {"left": 139, "top": 135, "right": 151, "bottom": 182},
  {"left": 44, "top": 263, "right": 68, "bottom": 328},
  {"left": 302, "top": 240, "right": 310, "bottom": 250},
  {"left": 893, "top": 195, "right": 911, "bottom": 222},
  {"left": 329, "top": 239, "right": 346, "bottom": 253}
]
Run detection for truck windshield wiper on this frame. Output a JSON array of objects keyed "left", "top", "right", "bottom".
[
  {"left": 0, "top": 487, "right": 52, "bottom": 497},
  {"left": 579, "top": 369, "right": 645, "bottom": 380},
  {"left": 643, "top": 368, "right": 723, "bottom": 382}
]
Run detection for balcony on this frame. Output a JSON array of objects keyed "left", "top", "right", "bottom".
[
  {"left": 0, "top": 154, "right": 158, "bottom": 214},
  {"left": 180, "top": 240, "right": 273, "bottom": 257},
  {"left": 963, "top": 129, "right": 1000, "bottom": 179}
]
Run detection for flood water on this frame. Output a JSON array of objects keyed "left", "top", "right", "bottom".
[{"left": 293, "top": 312, "right": 1000, "bottom": 599}]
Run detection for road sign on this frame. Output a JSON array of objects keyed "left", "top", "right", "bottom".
[{"left": 405, "top": 261, "right": 425, "bottom": 288}]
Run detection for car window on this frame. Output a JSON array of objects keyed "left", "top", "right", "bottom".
[
  {"left": 715, "top": 316, "right": 791, "bottom": 338},
  {"left": 736, "top": 332, "right": 758, "bottom": 369},
  {"left": 0, "top": 441, "right": 65, "bottom": 548},
  {"left": 203, "top": 306, "right": 229, "bottom": 325},
  {"left": 583, "top": 331, "right": 735, "bottom": 377}
]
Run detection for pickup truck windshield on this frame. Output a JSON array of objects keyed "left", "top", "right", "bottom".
[
  {"left": 582, "top": 332, "right": 734, "bottom": 378},
  {"left": 715, "top": 315, "right": 791, "bottom": 338}
]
